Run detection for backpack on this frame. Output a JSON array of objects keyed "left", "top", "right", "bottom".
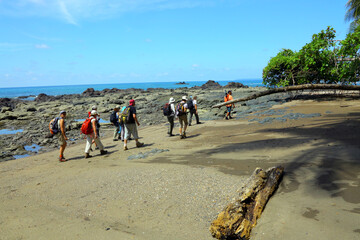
[
  {"left": 163, "top": 103, "right": 172, "bottom": 116},
  {"left": 176, "top": 102, "right": 186, "bottom": 116},
  {"left": 110, "top": 111, "right": 118, "bottom": 124},
  {"left": 81, "top": 118, "right": 94, "bottom": 135},
  {"left": 187, "top": 99, "right": 194, "bottom": 110},
  {"left": 119, "top": 107, "right": 131, "bottom": 125},
  {"left": 49, "top": 117, "right": 60, "bottom": 135}
]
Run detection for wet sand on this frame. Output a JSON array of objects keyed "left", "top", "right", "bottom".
[{"left": 0, "top": 98, "right": 359, "bottom": 240}]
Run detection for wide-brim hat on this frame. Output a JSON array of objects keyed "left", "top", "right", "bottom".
[
  {"left": 169, "top": 97, "right": 175, "bottom": 103},
  {"left": 181, "top": 96, "right": 187, "bottom": 101},
  {"left": 91, "top": 110, "right": 98, "bottom": 116}
]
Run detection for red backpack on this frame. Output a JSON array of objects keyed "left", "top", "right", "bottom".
[{"left": 81, "top": 118, "right": 94, "bottom": 135}]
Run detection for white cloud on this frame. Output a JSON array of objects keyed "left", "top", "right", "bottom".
[
  {"left": 35, "top": 44, "right": 50, "bottom": 49},
  {"left": 192, "top": 64, "right": 199, "bottom": 68},
  {"left": 0, "top": 0, "right": 221, "bottom": 24},
  {"left": 58, "top": 0, "right": 77, "bottom": 25}
]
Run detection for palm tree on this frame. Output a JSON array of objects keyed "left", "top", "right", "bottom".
[{"left": 345, "top": 0, "right": 360, "bottom": 31}]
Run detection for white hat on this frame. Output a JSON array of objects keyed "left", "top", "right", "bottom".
[
  {"left": 182, "top": 96, "right": 187, "bottom": 101},
  {"left": 91, "top": 110, "right": 98, "bottom": 116},
  {"left": 92, "top": 105, "right": 97, "bottom": 110},
  {"left": 169, "top": 97, "right": 175, "bottom": 103}
]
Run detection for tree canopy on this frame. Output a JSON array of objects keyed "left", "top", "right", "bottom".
[{"left": 263, "top": 26, "right": 360, "bottom": 87}]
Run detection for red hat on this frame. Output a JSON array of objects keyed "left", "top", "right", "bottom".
[{"left": 129, "top": 99, "right": 135, "bottom": 106}]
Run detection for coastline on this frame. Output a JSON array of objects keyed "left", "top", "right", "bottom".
[
  {"left": 0, "top": 80, "right": 262, "bottom": 161},
  {"left": 0, "top": 97, "right": 359, "bottom": 239}
]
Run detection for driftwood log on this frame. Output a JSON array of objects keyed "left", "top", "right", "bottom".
[
  {"left": 210, "top": 166, "right": 284, "bottom": 240},
  {"left": 212, "top": 84, "right": 360, "bottom": 108}
]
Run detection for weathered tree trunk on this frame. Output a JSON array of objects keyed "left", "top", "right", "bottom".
[
  {"left": 210, "top": 166, "right": 284, "bottom": 240},
  {"left": 212, "top": 84, "right": 360, "bottom": 108}
]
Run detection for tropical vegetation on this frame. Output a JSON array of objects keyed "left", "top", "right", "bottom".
[{"left": 263, "top": 25, "right": 360, "bottom": 87}]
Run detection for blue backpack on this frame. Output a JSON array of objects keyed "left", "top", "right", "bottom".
[{"left": 50, "top": 117, "right": 60, "bottom": 134}]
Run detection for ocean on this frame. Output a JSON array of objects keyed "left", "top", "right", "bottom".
[{"left": 0, "top": 79, "right": 263, "bottom": 99}]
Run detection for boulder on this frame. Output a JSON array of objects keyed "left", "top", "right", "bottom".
[
  {"left": 201, "top": 80, "right": 221, "bottom": 89},
  {"left": 35, "top": 93, "right": 55, "bottom": 102},
  {"left": 224, "top": 82, "right": 249, "bottom": 88}
]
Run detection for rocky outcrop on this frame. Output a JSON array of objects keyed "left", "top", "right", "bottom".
[
  {"left": 224, "top": 82, "right": 249, "bottom": 88},
  {"left": 35, "top": 93, "right": 55, "bottom": 102},
  {"left": 201, "top": 80, "right": 221, "bottom": 89}
]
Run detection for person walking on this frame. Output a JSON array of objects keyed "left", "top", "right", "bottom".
[
  {"left": 123, "top": 99, "right": 144, "bottom": 150},
  {"left": 118, "top": 106, "right": 127, "bottom": 141},
  {"left": 177, "top": 96, "right": 188, "bottom": 139},
  {"left": 188, "top": 95, "right": 201, "bottom": 126},
  {"left": 224, "top": 90, "right": 235, "bottom": 120},
  {"left": 84, "top": 110, "right": 108, "bottom": 158},
  {"left": 110, "top": 105, "right": 121, "bottom": 141},
  {"left": 49, "top": 110, "right": 68, "bottom": 162},
  {"left": 167, "top": 97, "right": 176, "bottom": 136}
]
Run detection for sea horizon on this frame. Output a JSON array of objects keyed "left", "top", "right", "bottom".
[{"left": 0, "top": 79, "right": 264, "bottom": 99}]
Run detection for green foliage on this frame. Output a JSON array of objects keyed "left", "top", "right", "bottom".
[{"left": 263, "top": 26, "right": 360, "bottom": 87}]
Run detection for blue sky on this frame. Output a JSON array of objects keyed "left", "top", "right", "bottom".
[{"left": 0, "top": 0, "right": 351, "bottom": 87}]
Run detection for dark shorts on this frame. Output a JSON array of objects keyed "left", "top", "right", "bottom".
[{"left": 227, "top": 106, "right": 232, "bottom": 113}]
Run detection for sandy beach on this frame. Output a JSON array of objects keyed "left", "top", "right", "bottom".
[{"left": 1, "top": 97, "right": 359, "bottom": 240}]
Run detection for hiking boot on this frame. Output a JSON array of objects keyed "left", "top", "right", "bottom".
[
  {"left": 59, "top": 157, "right": 66, "bottom": 162},
  {"left": 183, "top": 132, "right": 187, "bottom": 138},
  {"left": 100, "top": 150, "right": 108, "bottom": 155},
  {"left": 169, "top": 133, "right": 175, "bottom": 137},
  {"left": 180, "top": 135, "right": 184, "bottom": 139},
  {"left": 124, "top": 146, "right": 128, "bottom": 151},
  {"left": 136, "top": 142, "right": 144, "bottom": 148},
  {"left": 85, "top": 153, "right": 92, "bottom": 159}
]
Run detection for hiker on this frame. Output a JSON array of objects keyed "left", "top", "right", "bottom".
[
  {"left": 165, "top": 97, "right": 176, "bottom": 136},
  {"left": 123, "top": 99, "right": 144, "bottom": 150},
  {"left": 110, "top": 105, "right": 121, "bottom": 141},
  {"left": 177, "top": 96, "right": 188, "bottom": 139},
  {"left": 224, "top": 90, "right": 235, "bottom": 120},
  {"left": 188, "top": 95, "right": 201, "bottom": 126},
  {"left": 118, "top": 106, "right": 127, "bottom": 141},
  {"left": 84, "top": 110, "right": 108, "bottom": 158},
  {"left": 49, "top": 110, "right": 68, "bottom": 162},
  {"left": 89, "top": 105, "right": 101, "bottom": 149}
]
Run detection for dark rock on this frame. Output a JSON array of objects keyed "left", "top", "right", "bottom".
[
  {"left": 224, "top": 82, "right": 249, "bottom": 88},
  {"left": 27, "top": 107, "right": 37, "bottom": 112},
  {"left": 201, "top": 80, "right": 221, "bottom": 89},
  {"left": 35, "top": 93, "right": 55, "bottom": 102},
  {"left": 82, "top": 88, "right": 101, "bottom": 97}
]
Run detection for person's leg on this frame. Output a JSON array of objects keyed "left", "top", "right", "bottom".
[
  {"left": 113, "top": 125, "right": 119, "bottom": 140},
  {"left": 179, "top": 117, "right": 183, "bottom": 138},
  {"left": 195, "top": 112, "right": 200, "bottom": 124},
  {"left": 121, "top": 124, "right": 125, "bottom": 141},
  {"left": 188, "top": 111, "right": 193, "bottom": 126},
  {"left": 94, "top": 137, "right": 104, "bottom": 151},
  {"left": 169, "top": 116, "right": 174, "bottom": 135},
  {"left": 124, "top": 124, "right": 130, "bottom": 150},
  {"left": 60, "top": 143, "right": 66, "bottom": 157},
  {"left": 85, "top": 135, "right": 93, "bottom": 157},
  {"left": 183, "top": 116, "right": 188, "bottom": 137}
]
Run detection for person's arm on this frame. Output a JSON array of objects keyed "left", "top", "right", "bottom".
[
  {"left": 49, "top": 119, "right": 54, "bottom": 133},
  {"left": 133, "top": 113, "right": 140, "bottom": 126},
  {"left": 194, "top": 102, "right": 198, "bottom": 113},
  {"left": 92, "top": 120, "right": 98, "bottom": 138},
  {"left": 60, "top": 119, "right": 68, "bottom": 140}
]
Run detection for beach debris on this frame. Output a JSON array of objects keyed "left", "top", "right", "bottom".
[{"left": 209, "top": 166, "right": 284, "bottom": 240}]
